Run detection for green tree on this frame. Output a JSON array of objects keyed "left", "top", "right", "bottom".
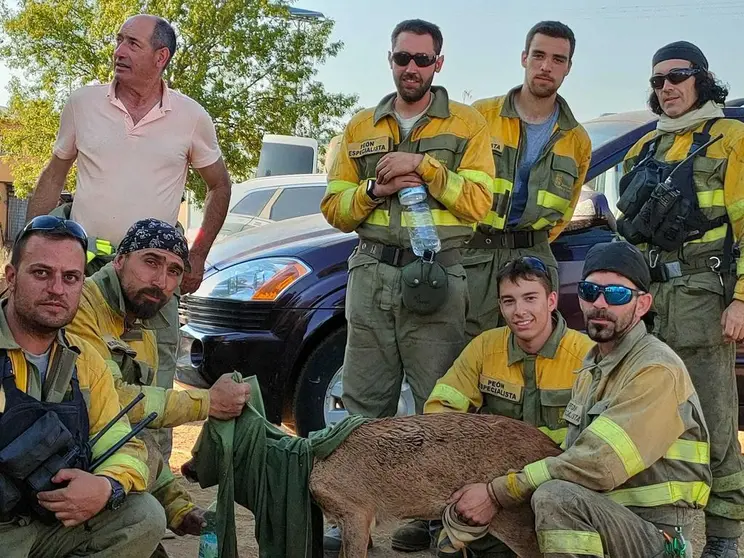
[{"left": 0, "top": 0, "right": 357, "bottom": 199}]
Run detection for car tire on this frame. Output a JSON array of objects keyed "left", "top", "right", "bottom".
[
  {"left": 293, "top": 327, "right": 417, "bottom": 437},
  {"left": 293, "top": 327, "right": 347, "bottom": 437}
]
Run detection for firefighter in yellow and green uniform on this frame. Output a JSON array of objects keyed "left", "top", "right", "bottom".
[
  {"left": 321, "top": 18, "right": 494, "bottom": 421},
  {"left": 65, "top": 218, "right": 251, "bottom": 549},
  {"left": 412, "top": 256, "right": 593, "bottom": 557},
  {"left": 450, "top": 241, "right": 712, "bottom": 558},
  {"left": 0, "top": 216, "right": 166, "bottom": 557},
  {"left": 616, "top": 41, "right": 744, "bottom": 557},
  {"left": 320, "top": 19, "right": 494, "bottom": 554},
  {"left": 50, "top": 201, "right": 182, "bottom": 466},
  {"left": 465, "top": 21, "right": 591, "bottom": 339}
]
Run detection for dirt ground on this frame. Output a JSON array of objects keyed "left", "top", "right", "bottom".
[{"left": 162, "top": 422, "right": 744, "bottom": 558}]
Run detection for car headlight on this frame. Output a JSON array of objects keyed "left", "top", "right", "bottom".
[{"left": 193, "top": 257, "right": 312, "bottom": 302}]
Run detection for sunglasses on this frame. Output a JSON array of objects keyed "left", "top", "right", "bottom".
[
  {"left": 577, "top": 281, "right": 644, "bottom": 306},
  {"left": 391, "top": 51, "right": 439, "bottom": 68},
  {"left": 17, "top": 215, "right": 89, "bottom": 254},
  {"left": 649, "top": 68, "right": 701, "bottom": 90}
]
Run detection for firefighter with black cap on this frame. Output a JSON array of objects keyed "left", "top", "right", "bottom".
[
  {"left": 448, "top": 240, "right": 711, "bottom": 558},
  {"left": 616, "top": 40, "right": 744, "bottom": 556}
]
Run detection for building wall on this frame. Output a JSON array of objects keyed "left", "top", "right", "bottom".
[{"left": 0, "top": 159, "right": 13, "bottom": 243}]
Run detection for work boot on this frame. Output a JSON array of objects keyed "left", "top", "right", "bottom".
[
  {"left": 700, "top": 536, "right": 739, "bottom": 558},
  {"left": 322, "top": 525, "right": 372, "bottom": 556},
  {"left": 391, "top": 519, "right": 432, "bottom": 552}
]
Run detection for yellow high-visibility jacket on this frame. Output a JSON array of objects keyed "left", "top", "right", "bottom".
[
  {"left": 425, "top": 313, "right": 593, "bottom": 444},
  {"left": 472, "top": 87, "right": 591, "bottom": 239},
  {"left": 322, "top": 86, "right": 495, "bottom": 250}
]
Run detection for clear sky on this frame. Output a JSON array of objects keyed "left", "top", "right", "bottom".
[
  {"left": 1, "top": 0, "right": 742, "bottom": 123},
  {"left": 298, "top": 0, "right": 744, "bottom": 122}
]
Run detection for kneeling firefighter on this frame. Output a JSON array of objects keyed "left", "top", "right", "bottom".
[
  {"left": 0, "top": 216, "right": 165, "bottom": 558},
  {"left": 616, "top": 40, "right": 744, "bottom": 558}
]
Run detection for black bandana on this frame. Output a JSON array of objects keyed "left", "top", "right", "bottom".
[{"left": 117, "top": 218, "right": 191, "bottom": 271}]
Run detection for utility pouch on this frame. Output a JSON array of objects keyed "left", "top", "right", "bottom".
[
  {"left": 0, "top": 411, "right": 73, "bottom": 480},
  {"left": 401, "top": 252, "right": 449, "bottom": 315},
  {"left": 0, "top": 472, "right": 21, "bottom": 517},
  {"left": 631, "top": 180, "right": 691, "bottom": 251},
  {"left": 617, "top": 158, "right": 668, "bottom": 219}
]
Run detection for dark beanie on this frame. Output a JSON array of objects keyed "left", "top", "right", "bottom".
[
  {"left": 652, "top": 40, "right": 708, "bottom": 70},
  {"left": 582, "top": 241, "right": 651, "bottom": 292}
]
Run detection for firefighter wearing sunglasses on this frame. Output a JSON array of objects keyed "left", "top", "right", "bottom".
[
  {"left": 616, "top": 41, "right": 744, "bottom": 556},
  {"left": 321, "top": 19, "right": 494, "bottom": 422},
  {"left": 464, "top": 21, "right": 592, "bottom": 340},
  {"left": 423, "top": 255, "right": 593, "bottom": 557},
  {"left": 451, "top": 241, "right": 711, "bottom": 558},
  {"left": 321, "top": 19, "right": 494, "bottom": 554}
]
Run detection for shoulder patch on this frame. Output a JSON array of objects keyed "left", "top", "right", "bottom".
[{"left": 491, "top": 139, "right": 504, "bottom": 154}]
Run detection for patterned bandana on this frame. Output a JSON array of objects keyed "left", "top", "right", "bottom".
[{"left": 117, "top": 218, "right": 191, "bottom": 272}]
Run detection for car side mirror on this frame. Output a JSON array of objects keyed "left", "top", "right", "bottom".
[{"left": 564, "top": 189, "right": 617, "bottom": 234}]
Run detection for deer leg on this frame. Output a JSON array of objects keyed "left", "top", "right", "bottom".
[
  {"left": 489, "top": 506, "right": 541, "bottom": 558},
  {"left": 339, "top": 512, "right": 373, "bottom": 558}
]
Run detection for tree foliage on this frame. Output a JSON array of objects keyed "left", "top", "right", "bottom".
[{"left": 0, "top": 0, "right": 357, "bottom": 199}]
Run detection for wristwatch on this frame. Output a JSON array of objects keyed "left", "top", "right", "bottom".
[
  {"left": 102, "top": 476, "right": 126, "bottom": 511},
  {"left": 365, "top": 179, "right": 381, "bottom": 202}
]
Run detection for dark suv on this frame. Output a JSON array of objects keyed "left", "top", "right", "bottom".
[{"left": 177, "top": 106, "right": 744, "bottom": 436}]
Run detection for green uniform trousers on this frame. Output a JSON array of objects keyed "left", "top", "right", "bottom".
[
  {"left": 0, "top": 492, "right": 166, "bottom": 558},
  {"left": 651, "top": 272, "right": 744, "bottom": 538},
  {"left": 341, "top": 252, "right": 469, "bottom": 418},
  {"left": 462, "top": 239, "right": 559, "bottom": 340},
  {"left": 531, "top": 480, "right": 688, "bottom": 557}
]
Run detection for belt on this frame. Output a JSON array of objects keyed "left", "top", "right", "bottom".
[
  {"left": 647, "top": 254, "right": 726, "bottom": 282},
  {"left": 356, "top": 240, "right": 461, "bottom": 267},
  {"left": 465, "top": 229, "right": 549, "bottom": 250}
]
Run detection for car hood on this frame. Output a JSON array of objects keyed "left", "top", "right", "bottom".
[{"left": 205, "top": 213, "right": 352, "bottom": 271}]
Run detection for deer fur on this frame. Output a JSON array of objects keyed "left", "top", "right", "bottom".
[{"left": 310, "top": 413, "right": 562, "bottom": 558}]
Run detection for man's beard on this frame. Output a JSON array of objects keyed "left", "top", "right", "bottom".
[
  {"left": 584, "top": 305, "right": 635, "bottom": 343},
  {"left": 527, "top": 75, "right": 559, "bottom": 99},
  {"left": 395, "top": 71, "right": 434, "bottom": 103},
  {"left": 124, "top": 287, "right": 168, "bottom": 320},
  {"left": 13, "top": 296, "right": 73, "bottom": 336}
]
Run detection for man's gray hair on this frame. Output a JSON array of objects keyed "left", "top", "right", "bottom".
[{"left": 151, "top": 16, "right": 177, "bottom": 70}]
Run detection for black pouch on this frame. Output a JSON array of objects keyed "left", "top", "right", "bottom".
[
  {"left": 26, "top": 445, "right": 81, "bottom": 495},
  {"left": 401, "top": 254, "right": 449, "bottom": 315},
  {"left": 617, "top": 159, "right": 667, "bottom": 218},
  {"left": 0, "top": 411, "right": 73, "bottom": 480},
  {"left": 0, "top": 472, "right": 21, "bottom": 517}
]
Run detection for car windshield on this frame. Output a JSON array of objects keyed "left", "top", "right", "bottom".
[
  {"left": 583, "top": 119, "right": 649, "bottom": 149},
  {"left": 256, "top": 143, "right": 316, "bottom": 177}
]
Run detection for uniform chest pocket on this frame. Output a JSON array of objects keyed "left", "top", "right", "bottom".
[
  {"left": 586, "top": 399, "right": 610, "bottom": 426},
  {"left": 478, "top": 375, "right": 524, "bottom": 418},
  {"left": 418, "top": 135, "right": 466, "bottom": 171},
  {"left": 348, "top": 136, "right": 393, "bottom": 180},
  {"left": 105, "top": 337, "right": 154, "bottom": 387},
  {"left": 692, "top": 156, "right": 726, "bottom": 193},
  {"left": 480, "top": 395, "right": 524, "bottom": 420},
  {"left": 550, "top": 154, "right": 579, "bottom": 197},
  {"left": 540, "top": 389, "right": 573, "bottom": 430}
]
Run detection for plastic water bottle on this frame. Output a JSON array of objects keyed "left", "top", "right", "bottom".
[
  {"left": 398, "top": 185, "right": 427, "bottom": 205},
  {"left": 398, "top": 186, "right": 441, "bottom": 256},
  {"left": 198, "top": 502, "right": 218, "bottom": 558}
]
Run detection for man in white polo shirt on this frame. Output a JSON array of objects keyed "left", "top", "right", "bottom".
[
  {"left": 27, "top": 13, "right": 230, "bottom": 295},
  {"left": 26, "top": 16, "right": 231, "bottom": 507}
]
